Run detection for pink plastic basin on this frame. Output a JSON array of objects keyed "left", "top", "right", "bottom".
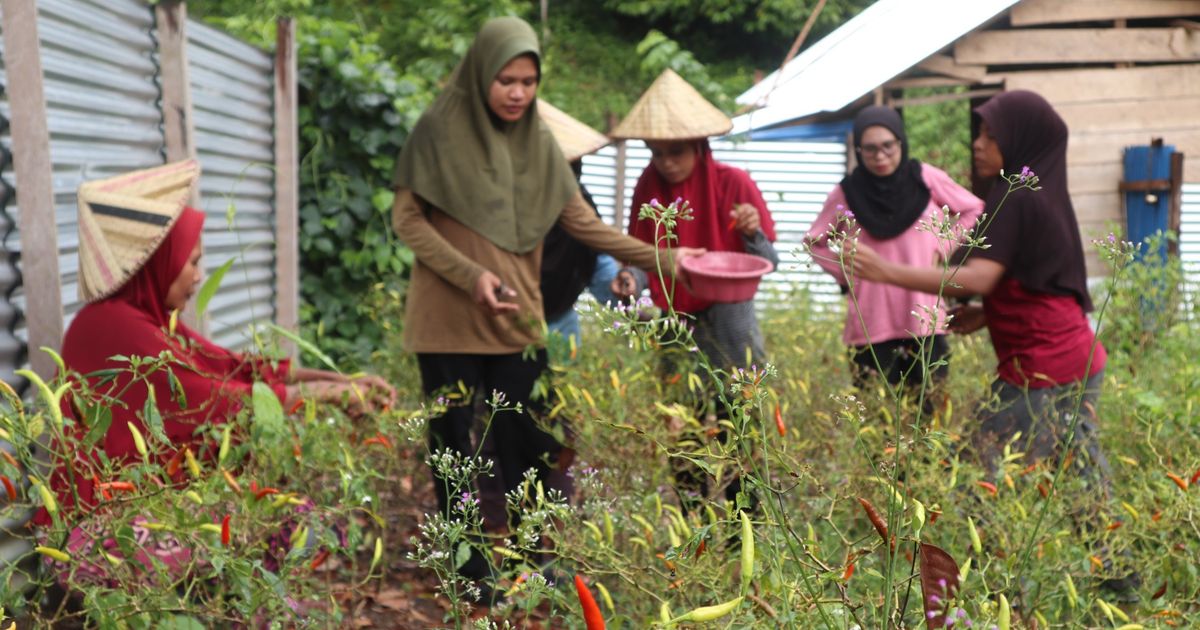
[{"left": 680, "top": 251, "right": 773, "bottom": 303}]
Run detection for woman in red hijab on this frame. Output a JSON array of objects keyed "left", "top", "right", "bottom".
[
  {"left": 610, "top": 70, "right": 778, "bottom": 371},
  {"left": 41, "top": 160, "right": 394, "bottom": 520}
]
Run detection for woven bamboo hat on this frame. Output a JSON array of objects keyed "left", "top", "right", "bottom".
[
  {"left": 609, "top": 69, "right": 732, "bottom": 141},
  {"left": 538, "top": 99, "right": 610, "bottom": 161},
  {"left": 76, "top": 159, "right": 201, "bottom": 302}
]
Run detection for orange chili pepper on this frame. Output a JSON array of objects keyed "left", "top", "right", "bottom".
[
  {"left": 0, "top": 475, "right": 15, "bottom": 502},
  {"left": 842, "top": 561, "right": 855, "bottom": 581},
  {"left": 254, "top": 487, "right": 280, "bottom": 500},
  {"left": 774, "top": 406, "right": 786, "bottom": 437},
  {"left": 93, "top": 474, "right": 113, "bottom": 501},
  {"left": 97, "top": 481, "right": 136, "bottom": 493},
  {"left": 292, "top": 442, "right": 302, "bottom": 460},
  {"left": 976, "top": 481, "right": 998, "bottom": 496},
  {"left": 1166, "top": 472, "right": 1188, "bottom": 492},
  {"left": 1088, "top": 555, "right": 1104, "bottom": 572},
  {"left": 666, "top": 373, "right": 682, "bottom": 385},
  {"left": 1037, "top": 482, "right": 1049, "bottom": 498},
  {"left": 856, "top": 497, "right": 889, "bottom": 546},
  {"left": 362, "top": 434, "right": 393, "bottom": 450},
  {"left": 220, "top": 514, "right": 231, "bottom": 547},
  {"left": 310, "top": 549, "right": 331, "bottom": 570},
  {"left": 288, "top": 398, "right": 305, "bottom": 415},
  {"left": 1152, "top": 510, "right": 1163, "bottom": 522},
  {"left": 1019, "top": 462, "right": 1039, "bottom": 476},
  {"left": 2, "top": 450, "right": 20, "bottom": 469},
  {"left": 221, "top": 468, "right": 242, "bottom": 495},
  {"left": 165, "top": 449, "right": 185, "bottom": 477},
  {"left": 1106, "top": 521, "right": 1123, "bottom": 531}
]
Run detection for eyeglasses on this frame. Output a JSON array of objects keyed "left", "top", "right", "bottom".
[{"left": 857, "top": 139, "right": 901, "bottom": 158}]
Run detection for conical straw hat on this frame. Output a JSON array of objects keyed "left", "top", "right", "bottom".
[
  {"left": 609, "top": 69, "right": 732, "bottom": 140},
  {"left": 76, "top": 159, "right": 201, "bottom": 303},
  {"left": 539, "top": 99, "right": 610, "bottom": 161}
]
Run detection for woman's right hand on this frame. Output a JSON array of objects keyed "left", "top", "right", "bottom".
[
  {"left": 473, "top": 271, "right": 520, "bottom": 316},
  {"left": 610, "top": 269, "right": 640, "bottom": 302},
  {"left": 948, "top": 303, "right": 986, "bottom": 335}
]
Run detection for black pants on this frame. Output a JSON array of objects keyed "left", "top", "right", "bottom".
[
  {"left": 417, "top": 351, "right": 560, "bottom": 520},
  {"left": 852, "top": 335, "right": 950, "bottom": 388}
]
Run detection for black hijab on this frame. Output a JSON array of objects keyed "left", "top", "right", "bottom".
[
  {"left": 966, "top": 90, "right": 1093, "bottom": 311},
  {"left": 840, "top": 106, "right": 931, "bottom": 239}
]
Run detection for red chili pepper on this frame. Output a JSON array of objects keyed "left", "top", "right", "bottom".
[
  {"left": 1166, "top": 472, "right": 1189, "bottom": 492},
  {"left": 1106, "top": 521, "right": 1123, "bottom": 531},
  {"left": 249, "top": 480, "right": 259, "bottom": 495},
  {"left": 1152, "top": 581, "right": 1168, "bottom": 599},
  {"left": 774, "top": 406, "right": 786, "bottom": 437},
  {"left": 573, "top": 575, "right": 606, "bottom": 630},
  {"left": 220, "top": 514, "right": 231, "bottom": 547},
  {"left": 929, "top": 510, "right": 941, "bottom": 524},
  {"left": 0, "top": 475, "right": 15, "bottom": 502},
  {"left": 694, "top": 538, "right": 707, "bottom": 559},
  {"left": 97, "top": 481, "right": 136, "bottom": 493},
  {"left": 254, "top": 487, "right": 280, "bottom": 500},
  {"left": 726, "top": 217, "right": 738, "bottom": 231},
  {"left": 362, "top": 434, "right": 393, "bottom": 450},
  {"left": 1019, "top": 462, "right": 1039, "bottom": 476},
  {"left": 666, "top": 373, "right": 682, "bottom": 385},
  {"left": 288, "top": 398, "right": 305, "bottom": 415},
  {"left": 1191, "top": 468, "right": 1200, "bottom": 487},
  {"left": 1151, "top": 510, "right": 1163, "bottom": 522},
  {"left": 165, "top": 449, "right": 185, "bottom": 477},
  {"left": 93, "top": 474, "right": 113, "bottom": 501},
  {"left": 311, "top": 549, "right": 331, "bottom": 570},
  {"left": 1037, "top": 482, "right": 1049, "bottom": 498},
  {"left": 842, "top": 561, "right": 855, "bottom": 581},
  {"left": 976, "top": 480, "right": 998, "bottom": 496},
  {"left": 857, "top": 497, "right": 889, "bottom": 546}
]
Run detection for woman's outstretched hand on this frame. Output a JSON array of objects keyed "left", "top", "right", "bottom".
[
  {"left": 842, "top": 240, "right": 888, "bottom": 283},
  {"left": 473, "top": 270, "right": 520, "bottom": 316},
  {"left": 731, "top": 203, "right": 761, "bottom": 237},
  {"left": 948, "top": 303, "right": 987, "bottom": 335}
]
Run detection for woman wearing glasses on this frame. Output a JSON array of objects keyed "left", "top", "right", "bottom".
[{"left": 805, "top": 106, "right": 982, "bottom": 396}]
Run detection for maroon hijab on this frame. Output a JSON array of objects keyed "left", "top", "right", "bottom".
[
  {"left": 966, "top": 90, "right": 1093, "bottom": 311},
  {"left": 628, "top": 140, "right": 776, "bottom": 313},
  {"left": 40, "top": 208, "right": 289, "bottom": 520}
]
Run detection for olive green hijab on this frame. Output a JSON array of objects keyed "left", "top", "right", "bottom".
[{"left": 393, "top": 17, "right": 577, "bottom": 254}]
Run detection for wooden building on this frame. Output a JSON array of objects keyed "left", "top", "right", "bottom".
[{"left": 735, "top": 0, "right": 1200, "bottom": 274}]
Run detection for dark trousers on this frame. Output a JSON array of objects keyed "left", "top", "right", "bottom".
[
  {"left": 417, "top": 351, "right": 559, "bottom": 521},
  {"left": 852, "top": 335, "right": 950, "bottom": 388}
]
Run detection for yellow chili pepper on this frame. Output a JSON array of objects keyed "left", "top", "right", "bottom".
[
  {"left": 659, "top": 602, "right": 671, "bottom": 624},
  {"left": 32, "top": 478, "right": 57, "bottom": 515},
  {"left": 185, "top": 447, "right": 201, "bottom": 479},
  {"left": 218, "top": 424, "right": 232, "bottom": 464},
  {"left": 595, "top": 581, "right": 615, "bottom": 613},
  {"left": 198, "top": 523, "right": 223, "bottom": 535},
  {"left": 603, "top": 512, "right": 615, "bottom": 546},
  {"left": 127, "top": 422, "right": 148, "bottom": 459},
  {"left": 35, "top": 545, "right": 71, "bottom": 562},
  {"left": 371, "top": 537, "right": 383, "bottom": 571},
  {"left": 583, "top": 520, "right": 604, "bottom": 544},
  {"left": 668, "top": 596, "right": 744, "bottom": 624},
  {"left": 1064, "top": 572, "right": 1078, "bottom": 609},
  {"left": 967, "top": 516, "right": 982, "bottom": 555},
  {"left": 185, "top": 490, "right": 204, "bottom": 505},
  {"left": 740, "top": 510, "right": 755, "bottom": 594},
  {"left": 997, "top": 593, "right": 1011, "bottom": 630}
]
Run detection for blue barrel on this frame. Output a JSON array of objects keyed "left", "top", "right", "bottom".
[{"left": 1122, "top": 144, "right": 1175, "bottom": 261}]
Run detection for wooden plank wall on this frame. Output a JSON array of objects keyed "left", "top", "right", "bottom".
[{"left": 948, "top": 0, "right": 1200, "bottom": 274}]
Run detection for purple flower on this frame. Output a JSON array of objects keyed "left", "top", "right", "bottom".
[
  {"left": 927, "top": 611, "right": 938, "bottom": 619},
  {"left": 928, "top": 594, "right": 941, "bottom": 605},
  {"left": 650, "top": 198, "right": 660, "bottom": 207},
  {"left": 1019, "top": 165, "right": 1034, "bottom": 182}
]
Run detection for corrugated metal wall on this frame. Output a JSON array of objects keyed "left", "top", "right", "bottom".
[
  {"left": 186, "top": 20, "right": 276, "bottom": 350},
  {"left": 0, "top": 10, "right": 25, "bottom": 390},
  {"left": 580, "top": 139, "right": 848, "bottom": 304},
  {"left": 1181, "top": 183, "right": 1200, "bottom": 318}
]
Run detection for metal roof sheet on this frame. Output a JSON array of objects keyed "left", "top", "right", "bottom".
[{"left": 733, "top": 0, "right": 1018, "bottom": 134}]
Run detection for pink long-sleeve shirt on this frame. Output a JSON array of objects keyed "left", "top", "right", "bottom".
[{"left": 806, "top": 164, "right": 984, "bottom": 347}]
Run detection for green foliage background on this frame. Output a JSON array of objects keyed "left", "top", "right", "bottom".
[{"left": 192, "top": 0, "right": 981, "bottom": 365}]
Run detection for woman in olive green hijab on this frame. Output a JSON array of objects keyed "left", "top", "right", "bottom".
[{"left": 392, "top": 16, "right": 701, "bottom": 590}]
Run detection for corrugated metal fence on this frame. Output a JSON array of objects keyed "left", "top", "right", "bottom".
[
  {"left": 580, "top": 139, "right": 847, "bottom": 304},
  {"left": 187, "top": 19, "right": 277, "bottom": 349},
  {"left": 1181, "top": 183, "right": 1200, "bottom": 317},
  {"left": 0, "top": 0, "right": 279, "bottom": 583}
]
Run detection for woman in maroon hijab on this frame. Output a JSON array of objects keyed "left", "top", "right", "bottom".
[
  {"left": 40, "top": 161, "right": 394, "bottom": 520},
  {"left": 847, "top": 91, "right": 1111, "bottom": 486}
]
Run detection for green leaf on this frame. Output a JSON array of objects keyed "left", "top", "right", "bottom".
[
  {"left": 82, "top": 405, "right": 113, "bottom": 449},
  {"left": 194, "top": 258, "right": 236, "bottom": 321},
  {"left": 455, "top": 542, "right": 472, "bottom": 570},
  {"left": 158, "top": 616, "right": 206, "bottom": 630},
  {"left": 266, "top": 324, "right": 340, "bottom": 372},
  {"left": 251, "top": 381, "right": 286, "bottom": 443},
  {"left": 142, "top": 383, "right": 167, "bottom": 444}
]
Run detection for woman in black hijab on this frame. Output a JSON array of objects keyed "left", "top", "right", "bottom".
[
  {"left": 849, "top": 90, "right": 1112, "bottom": 488},
  {"left": 806, "top": 106, "right": 983, "bottom": 391}
]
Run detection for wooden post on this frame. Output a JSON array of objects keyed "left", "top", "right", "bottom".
[
  {"left": 2, "top": 0, "right": 63, "bottom": 380},
  {"left": 274, "top": 17, "right": 300, "bottom": 356},
  {"left": 1167, "top": 151, "right": 1184, "bottom": 257},
  {"left": 154, "top": 0, "right": 203, "bottom": 331},
  {"left": 155, "top": 1, "right": 197, "bottom": 166}
]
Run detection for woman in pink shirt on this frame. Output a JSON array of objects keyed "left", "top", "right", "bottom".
[{"left": 806, "top": 106, "right": 983, "bottom": 390}]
